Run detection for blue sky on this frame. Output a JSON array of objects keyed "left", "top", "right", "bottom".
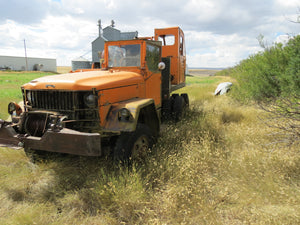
[{"left": 0, "top": 0, "right": 299, "bottom": 67}]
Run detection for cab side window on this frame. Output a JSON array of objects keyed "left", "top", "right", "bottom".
[
  {"left": 180, "top": 35, "right": 185, "bottom": 56},
  {"left": 146, "top": 44, "right": 160, "bottom": 72},
  {"left": 158, "top": 35, "right": 175, "bottom": 46}
]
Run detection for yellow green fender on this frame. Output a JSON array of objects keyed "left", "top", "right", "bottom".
[{"left": 102, "top": 98, "right": 160, "bottom": 133}]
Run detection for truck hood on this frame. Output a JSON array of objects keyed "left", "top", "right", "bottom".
[{"left": 22, "top": 70, "right": 144, "bottom": 90}]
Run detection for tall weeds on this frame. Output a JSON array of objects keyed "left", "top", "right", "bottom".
[{"left": 0, "top": 75, "right": 299, "bottom": 224}]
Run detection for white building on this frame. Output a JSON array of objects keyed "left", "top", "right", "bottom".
[{"left": 0, "top": 55, "right": 57, "bottom": 72}]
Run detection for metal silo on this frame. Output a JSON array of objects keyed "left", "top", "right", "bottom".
[{"left": 71, "top": 57, "right": 91, "bottom": 71}]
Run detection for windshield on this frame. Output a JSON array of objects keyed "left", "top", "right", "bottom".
[{"left": 108, "top": 44, "right": 141, "bottom": 67}]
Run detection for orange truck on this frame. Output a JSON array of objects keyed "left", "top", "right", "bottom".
[{"left": 0, "top": 27, "right": 189, "bottom": 162}]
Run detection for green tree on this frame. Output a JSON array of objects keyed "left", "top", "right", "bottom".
[{"left": 280, "top": 35, "right": 300, "bottom": 95}]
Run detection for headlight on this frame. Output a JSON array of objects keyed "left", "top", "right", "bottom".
[
  {"left": 118, "top": 108, "right": 132, "bottom": 121},
  {"left": 8, "top": 102, "right": 16, "bottom": 115},
  {"left": 84, "top": 94, "right": 97, "bottom": 108},
  {"left": 8, "top": 102, "right": 23, "bottom": 116}
]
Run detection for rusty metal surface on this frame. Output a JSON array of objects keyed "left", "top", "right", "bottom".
[
  {"left": 0, "top": 118, "right": 101, "bottom": 156},
  {"left": 23, "top": 128, "right": 101, "bottom": 156},
  {"left": 0, "top": 127, "right": 20, "bottom": 147},
  {"left": 0, "top": 120, "right": 20, "bottom": 147}
]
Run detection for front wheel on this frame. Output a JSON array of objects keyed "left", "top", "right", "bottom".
[{"left": 113, "top": 123, "right": 155, "bottom": 165}]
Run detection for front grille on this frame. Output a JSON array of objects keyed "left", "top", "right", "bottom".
[
  {"left": 29, "top": 90, "right": 76, "bottom": 111},
  {"left": 24, "top": 90, "right": 100, "bottom": 132}
]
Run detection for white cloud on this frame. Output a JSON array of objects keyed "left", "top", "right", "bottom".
[
  {"left": 186, "top": 31, "right": 261, "bottom": 67},
  {"left": 276, "top": 0, "right": 299, "bottom": 8},
  {"left": 183, "top": 0, "right": 220, "bottom": 22},
  {"left": 275, "top": 34, "right": 290, "bottom": 45},
  {"left": 0, "top": 0, "right": 299, "bottom": 67}
]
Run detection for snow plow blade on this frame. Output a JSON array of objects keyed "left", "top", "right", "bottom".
[
  {"left": 22, "top": 128, "right": 102, "bottom": 156},
  {"left": 0, "top": 119, "right": 102, "bottom": 156},
  {"left": 0, "top": 119, "right": 21, "bottom": 148}
]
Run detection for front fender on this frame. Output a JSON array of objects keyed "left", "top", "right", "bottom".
[{"left": 103, "top": 98, "right": 157, "bottom": 133}]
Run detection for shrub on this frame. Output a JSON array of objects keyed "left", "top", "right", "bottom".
[
  {"left": 280, "top": 35, "right": 300, "bottom": 96},
  {"left": 230, "top": 35, "right": 300, "bottom": 102},
  {"left": 228, "top": 35, "right": 300, "bottom": 147}
]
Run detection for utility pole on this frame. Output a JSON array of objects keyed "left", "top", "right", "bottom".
[{"left": 24, "top": 39, "right": 28, "bottom": 71}]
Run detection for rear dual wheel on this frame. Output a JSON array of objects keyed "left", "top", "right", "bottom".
[
  {"left": 181, "top": 93, "right": 189, "bottom": 108},
  {"left": 172, "top": 93, "right": 189, "bottom": 121}
]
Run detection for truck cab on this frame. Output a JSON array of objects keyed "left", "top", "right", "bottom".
[{"left": 104, "top": 38, "right": 162, "bottom": 107}]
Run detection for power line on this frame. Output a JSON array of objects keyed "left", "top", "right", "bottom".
[
  {"left": 80, "top": 50, "right": 92, "bottom": 58},
  {"left": 24, "top": 39, "right": 28, "bottom": 71}
]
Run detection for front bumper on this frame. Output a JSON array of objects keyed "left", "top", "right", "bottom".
[{"left": 0, "top": 120, "right": 101, "bottom": 156}]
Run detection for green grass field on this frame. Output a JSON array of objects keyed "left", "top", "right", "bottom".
[
  {"left": 0, "top": 71, "right": 54, "bottom": 119},
  {"left": 0, "top": 72, "right": 299, "bottom": 224}
]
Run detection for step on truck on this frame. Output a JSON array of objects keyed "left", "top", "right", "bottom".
[{"left": 0, "top": 27, "right": 189, "bottom": 162}]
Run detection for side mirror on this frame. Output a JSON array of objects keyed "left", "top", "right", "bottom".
[
  {"left": 158, "top": 62, "right": 166, "bottom": 71},
  {"left": 8, "top": 102, "right": 22, "bottom": 116}
]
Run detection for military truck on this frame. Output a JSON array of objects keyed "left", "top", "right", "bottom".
[{"left": 0, "top": 27, "right": 189, "bottom": 162}]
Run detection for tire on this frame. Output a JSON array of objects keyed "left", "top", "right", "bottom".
[
  {"left": 172, "top": 95, "right": 185, "bottom": 121},
  {"left": 162, "top": 99, "right": 172, "bottom": 121},
  {"left": 181, "top": 93, "right": 189, "bottom": 107},
  {"left": 171, "top": 93, "right": 179, "bottom": 99},
  {"left": 113, "top": 123, "right": 154, "bottom": 165}
]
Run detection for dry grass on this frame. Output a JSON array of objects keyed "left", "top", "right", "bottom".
[
  {"left": 0, "top": 73, "right": 299, "bottom": 224},
  {"left": 57, "top": 66, "right": 72, "bottom": 74}
]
